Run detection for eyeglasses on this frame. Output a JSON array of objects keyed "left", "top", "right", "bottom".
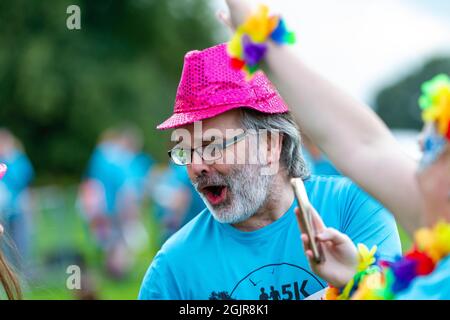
[{"left": 168, "top": 132, "right": 248, "bottom": 166}]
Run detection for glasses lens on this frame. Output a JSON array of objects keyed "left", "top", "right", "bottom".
[
  {"left": 202, "top": 144, "right": 222, "bottom": 162},
  {"left": 171, "top": 148, "right": 189, "bottom": 165}
]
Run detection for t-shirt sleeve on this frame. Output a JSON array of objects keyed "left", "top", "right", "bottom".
[
  {"left": 138, "top": 251, "right": 182, "bottom": 300},
  {"left": 337, "top": 179, "right": 402, "bottom": 262}
]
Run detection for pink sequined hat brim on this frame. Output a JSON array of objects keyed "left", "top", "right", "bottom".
[{"left": 157, "top": 95, "right": 288, "bottom": 130}]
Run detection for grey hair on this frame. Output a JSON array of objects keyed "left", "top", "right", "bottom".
[{"left": 240, "top": 109, "right": 310, "bottom": 179}]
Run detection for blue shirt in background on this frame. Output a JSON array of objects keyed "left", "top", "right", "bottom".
[
  {"left": 302, "top": 148, "right": 341, "bottom": 176},
  {"left": 139, "top": 175, "right": 401, "bottom": 300},
  {"left": 0, "top": 150, "right": 34, "bottom": 217},
  {"left": 86, "top": 143, "right": 153, "bottom": 216},
  {"left": 86, "top": 143, "right": 128, "bottom": 215}
]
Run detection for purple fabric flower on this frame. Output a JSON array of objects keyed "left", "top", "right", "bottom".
[
  {"left": 243, "top": 35, "right": 267, "bottom": 67},
  {"left": 390, "top": 258, "right": 418, "bottom": 293}
]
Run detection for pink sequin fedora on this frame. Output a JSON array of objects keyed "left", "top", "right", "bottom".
[{"left": 156, "top": 43, "right": 289, "bottom": 130}]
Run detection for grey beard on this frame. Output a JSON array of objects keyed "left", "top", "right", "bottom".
[{"left": 193, "top": 165, "right": 273, "bottom": 224}]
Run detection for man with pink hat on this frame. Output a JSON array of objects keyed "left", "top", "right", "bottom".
[{"left": 138, "top": 43, "right": 400, "bottom": 300}]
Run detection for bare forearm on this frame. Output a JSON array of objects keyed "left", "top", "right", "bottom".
[
  {"left": 266, "top": 43, "right": 391, "bottom": 154},
  {"left": 265, "top": 43, "right": 422, "bottom": 233}
]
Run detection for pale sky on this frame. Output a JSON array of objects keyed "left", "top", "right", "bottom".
[{"left": 213, "top": 0, "right": 450, "bottom": 104}]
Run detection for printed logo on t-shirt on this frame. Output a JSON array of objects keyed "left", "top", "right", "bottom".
[{"left": 208, "top": 263, "right": 325, "bottom": 300}]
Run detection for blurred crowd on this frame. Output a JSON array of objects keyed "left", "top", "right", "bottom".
[{"left": 0, "top": 124, "right": 340, "bottom": 292}]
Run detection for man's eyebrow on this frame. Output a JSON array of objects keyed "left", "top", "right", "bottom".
[
  {"left": 170, "top": 136, "right": 192, "bottom": 149},
  {"left": 171, "top": 138, "right": 214, "bottom": 150}
]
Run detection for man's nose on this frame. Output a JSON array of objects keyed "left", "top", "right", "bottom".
[{"left": 188, "top": 150, "right": 211, "bottom": 178}]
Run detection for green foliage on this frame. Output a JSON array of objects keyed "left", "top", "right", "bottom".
[
  {"left": 375, "top": 57, "right": 450, "bottom": 130},
  {"left": 0, "top": 0, "right": 219, "bottom": 183}
]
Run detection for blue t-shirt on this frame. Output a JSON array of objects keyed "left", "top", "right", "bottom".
[
  {"left": 302, "top": 148, "right": 341, "bottom": 176},
  {"left": 396, "top": 256, "right": 450, "bottom": 300},
  {"left": 0, "top": 151, "right": 34, "bottom": 217},
  {"left": 139, "top": 175, "right": 401, "bottom": 300}
]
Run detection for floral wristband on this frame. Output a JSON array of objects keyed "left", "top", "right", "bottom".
[
  {"left": 227, "top": 4, "right": 296, "bottom": 78},
  {"left": 325, "top": 244, "right": 379, "bottom": 300}
]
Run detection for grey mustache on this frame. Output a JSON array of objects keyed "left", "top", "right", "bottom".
[{"left": 193, "top": 174, "right": 229, "bottom": 191}]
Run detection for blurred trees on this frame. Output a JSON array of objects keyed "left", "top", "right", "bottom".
[
  {"left": 375, "top": 57, "right": 450, "bottom": 130},
  {"left": 0, "top": 0, "right": 219, "bottom": 183}
]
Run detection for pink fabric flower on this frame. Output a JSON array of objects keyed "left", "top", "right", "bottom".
[{"left": 0, "top": 163, "right": 7, "bottom": 180}]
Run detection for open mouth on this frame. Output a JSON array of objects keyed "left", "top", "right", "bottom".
[{"left": 200, "top": 185, "right": 228, "bottom": 206}]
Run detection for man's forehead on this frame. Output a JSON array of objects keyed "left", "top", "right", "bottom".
[{"left": 172, "top": 109, "right": 244, "bottom": 141}]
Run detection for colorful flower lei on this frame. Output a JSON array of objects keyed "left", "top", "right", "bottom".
[
  {"left": 419, "top": 74, "right": 450, "bottom": 139},
  {"left": 418, "top": 74, "right": 450, "bottom": 168},
  {"left": 325, "top": 221, "right": 450, "bottom": 300},
  {"left": 227, "top": 4, "right": 296, "bottom": 78},
  {"left": 325, "top": 244, "right": 380, "bottom": 300}
]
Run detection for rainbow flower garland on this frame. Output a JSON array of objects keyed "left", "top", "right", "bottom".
[
  {"left": 419, "top": 74, "right": 450, "bottom": 139},
  {"left": 325, "top": 221, "right": 450, "bottom": 300},
  {"left": 227, "top": 5, "right": 296, "bottom": 77},
  {"left": 418, "top": 74, "right": 450, "bottom": 168}
]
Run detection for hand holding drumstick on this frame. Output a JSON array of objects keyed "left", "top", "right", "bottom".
[{"left": 291, "top": 178, "right": 359, "bottom": 288}]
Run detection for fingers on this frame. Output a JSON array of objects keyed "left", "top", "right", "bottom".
[
  {"left": 301, "top": 233, "right": 317, "bottom": 262},
  {"left": 305, "top": 250, "right": 314, "bottom": 260},
  {"left": 300, "top": 234, "right": 314, "bottom": 256},
  {"left": 309, "top": 207, "right": 325, "bottom": 232},
  {"left": 295, "top": 206, "right": 326, "bottom": 235},
  {"left": 301, "top": 233, "right": 309, "bottom": 247},
  {"left": 216, "top": 10, "right": 233, "bottom": 31},
  {"left": 316, "top": 227, "right": 349, "bottom": 245},
  {"left": 303, "top": 244, "right": 317, "bottom": 265}
]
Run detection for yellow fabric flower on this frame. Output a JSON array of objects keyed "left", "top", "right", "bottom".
[
  {"left": 351, "top": 273, "right": 384, "bottom": 300},
  {"left": 422, "top": 86, "right": 450, "bottom": 135},
  {"left": 357, "top": 243, "right": 377, "bottom": 272},
  {"left": 242, "top": 5, "right": 279, "bottom": 43},
  {"left": 432, "top": 222, "right": 450, "bottom": 259},
  {"left": 420, "top": 74, "right": 450, "bottom": 136},
  {"left": 415, "top": 221, "right": 450, "bottom": 262},
  {"left": 415, "top": 228, "right": 439, "bottom": 262},
  {"left": 227, "top": 29, "right": 244, "bottom": 58}
]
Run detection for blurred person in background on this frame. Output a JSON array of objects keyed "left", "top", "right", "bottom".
[
  {"left": 0, "top": 129, "right": 34, "bottom": 271},
  {"left": 0, "top": 163, "right": 22, "bottom": 300},
  {"left": 78, "top": 126, "right": 153, "bottom": 279}
]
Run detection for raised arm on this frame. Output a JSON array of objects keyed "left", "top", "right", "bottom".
[{"left": 223, "top": 0, "right": 422, "bottom": 233}]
